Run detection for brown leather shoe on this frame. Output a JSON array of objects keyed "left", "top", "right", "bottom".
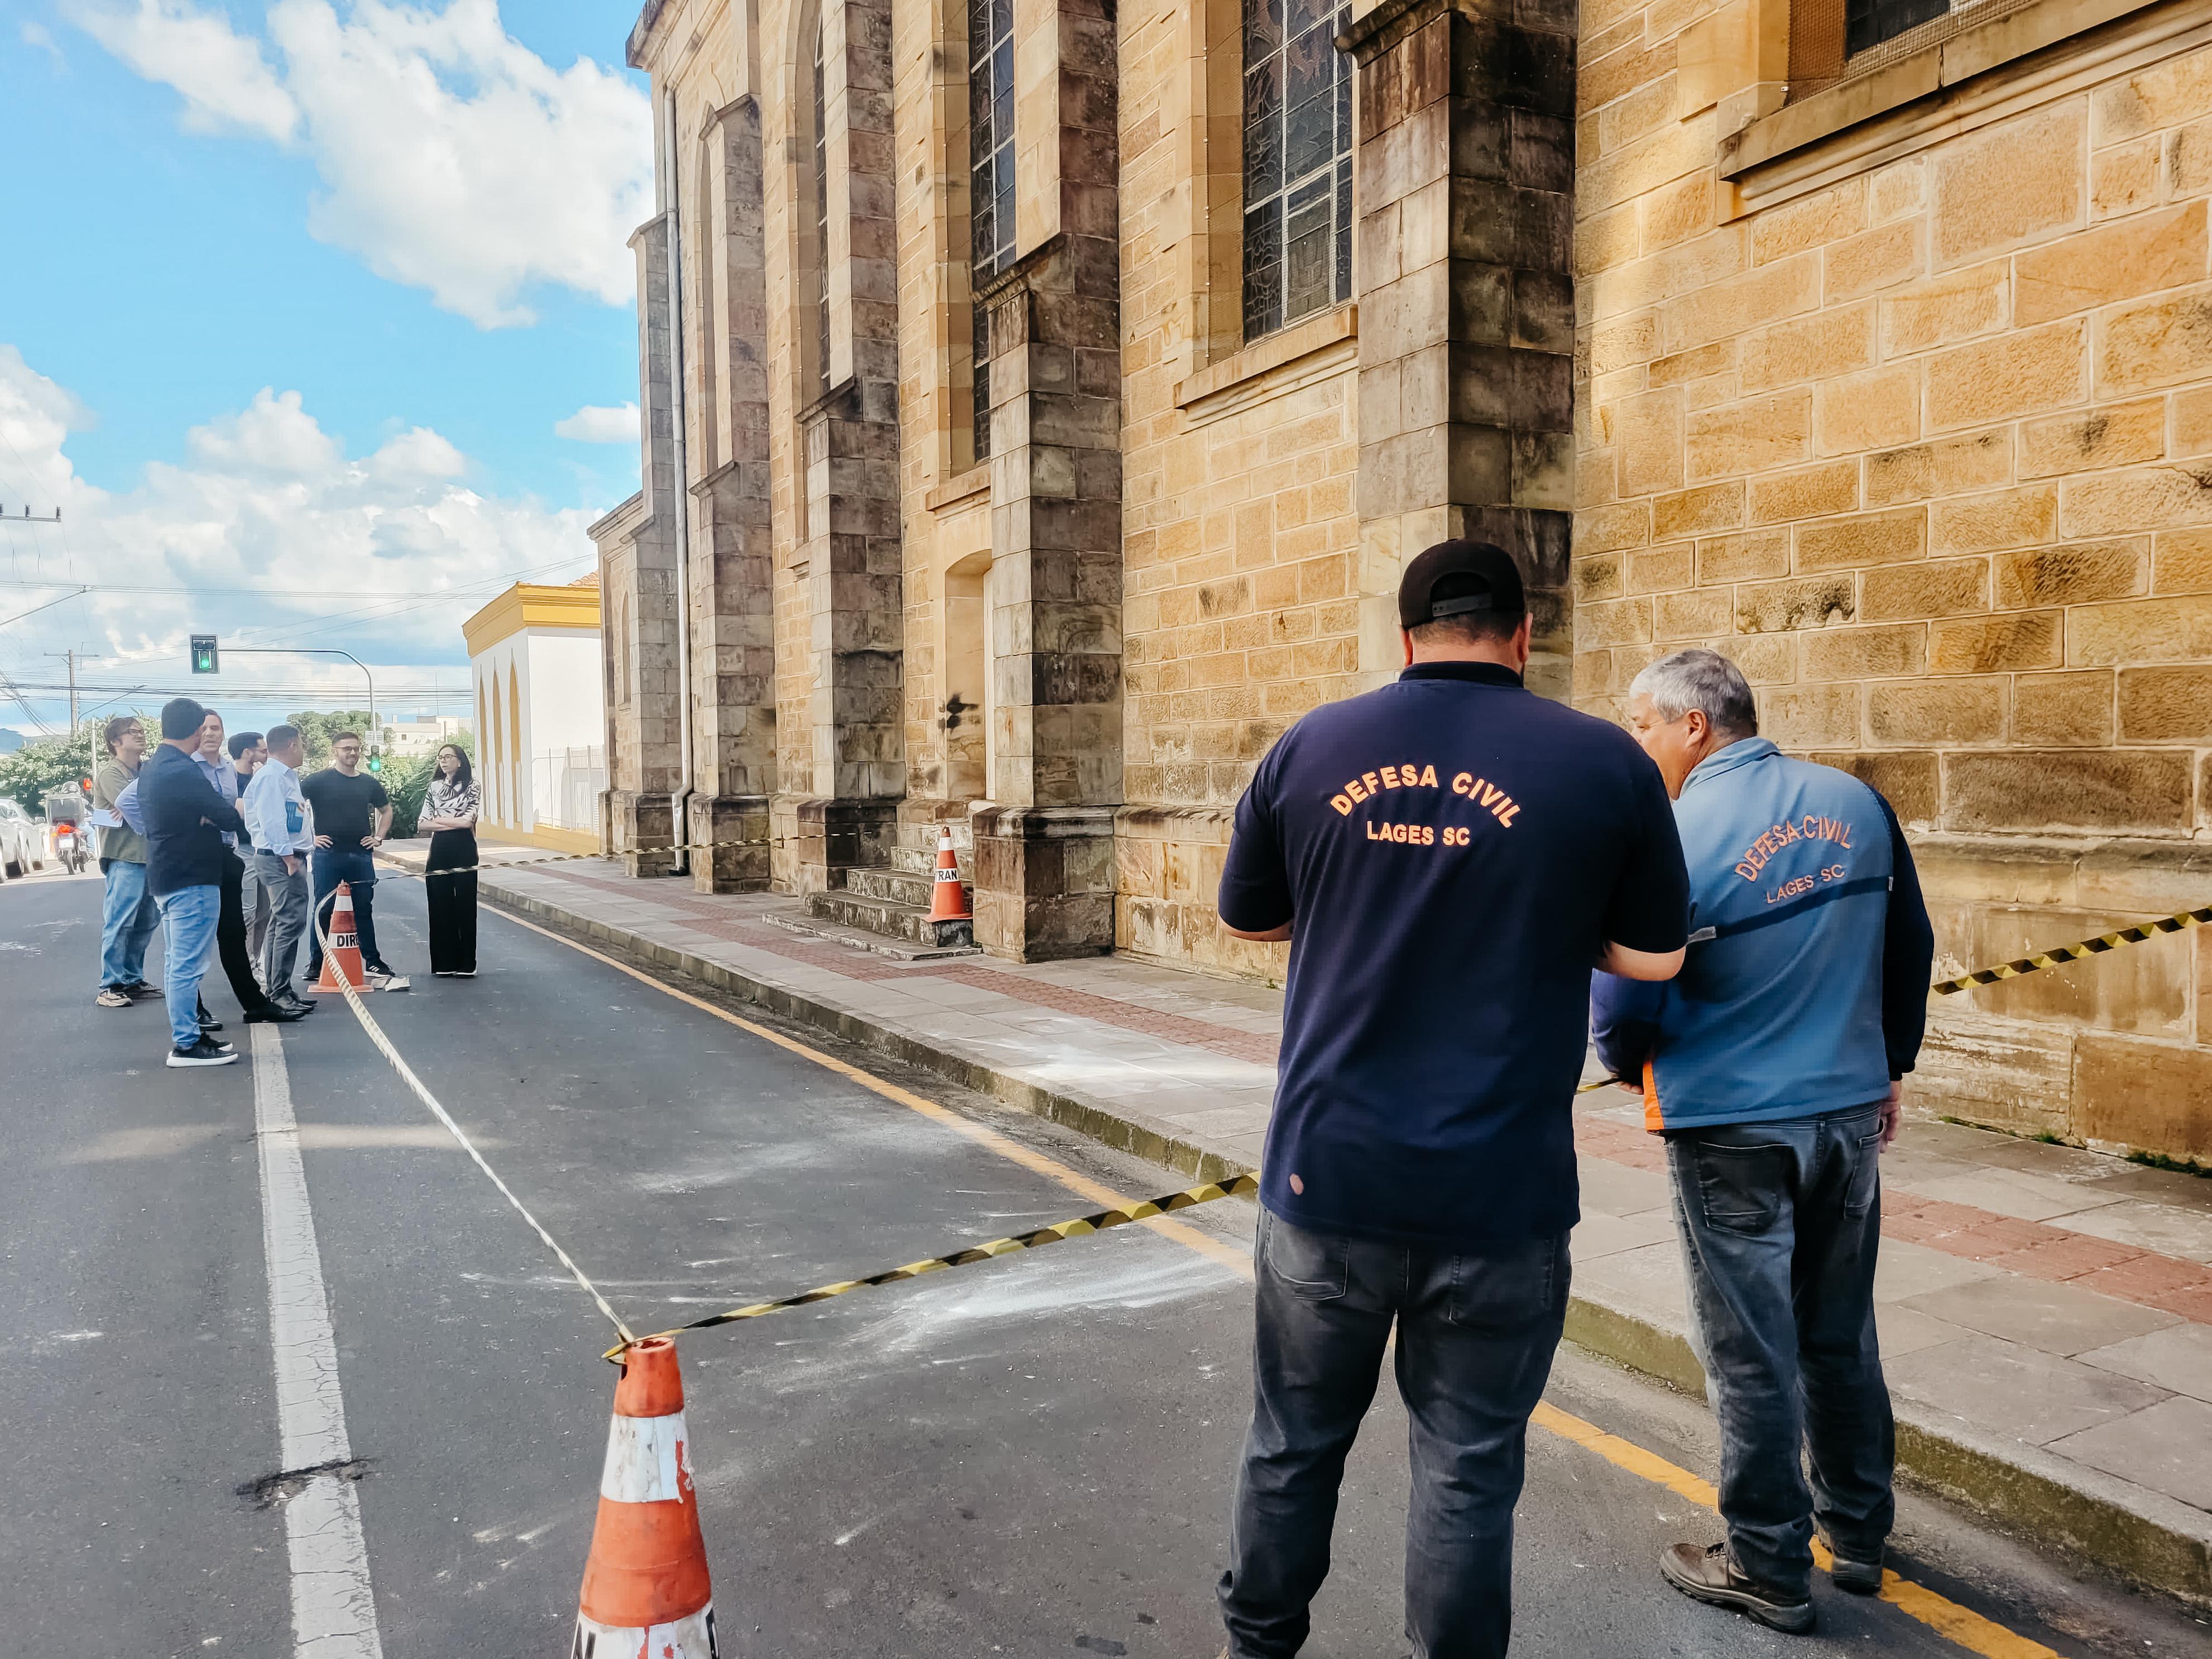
[{"left": 1659, "top": 1541, "right": 1815, "bottom": 1633}]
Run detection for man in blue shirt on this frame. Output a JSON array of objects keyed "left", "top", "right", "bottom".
[
  {"left": 1590, "top": 649, "right": 1933, "bottom": 1634},
  {"left": 137, "top": 698, "right": 243, "bottom": 1068},
  {"left": 195, "top": 713, "right": 304, "bottom": 1028},
  {"left": 1213, "top": 540, "right": 1691, "bottom": 1659}
]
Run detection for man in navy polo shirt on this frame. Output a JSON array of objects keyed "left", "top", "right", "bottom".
[{"left": 1213, "top": 540, "right": 1691, "bottom": 1659}]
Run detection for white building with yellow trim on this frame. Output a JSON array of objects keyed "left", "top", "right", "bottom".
[{"left": 462, "top": 574, "right": 606, "bottom": 855}]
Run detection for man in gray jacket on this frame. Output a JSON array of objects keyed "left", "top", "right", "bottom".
[
  {"left": 1591, "top": 649, "right": 1933, "bottom": 1636},
  {"left": 243, "top": 723, "right": 316, "bottom": 1010}
]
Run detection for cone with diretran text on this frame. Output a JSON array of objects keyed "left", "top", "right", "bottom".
[
  {"left": 311, "top": 881, "right": 369, "bottom": 995},
  {"left": 928, "top": 824, "right": 970, "bottom": 922},
  {"left": 571, "top": 1338, "right": 718, "bottom": 1658}
]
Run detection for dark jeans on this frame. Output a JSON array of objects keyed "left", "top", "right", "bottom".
[
  {"left": 307, "top": 848, "right": 386, "bottom": 976},
  {"left": 1665, "top": 1108, "right": 1895, "bottom": 1598},
  {"left": 213, "top": 850, "right": 275, "bottom": 1014},
  {"left": 1220, "top": 1211, "right": 1570, "bottom": 1659}
]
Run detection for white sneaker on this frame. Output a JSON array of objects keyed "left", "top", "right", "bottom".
[{"left": 366, "top": 970, "right": 411, "bottom": 992}]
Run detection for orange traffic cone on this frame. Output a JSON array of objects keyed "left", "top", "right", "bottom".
[
  {"left": 928, "top": 824, "right": 970, "bottom": 922},
  {"left": 572, "top": 1338, "right": 718, "bottom": 1658},
  {"left": 311, "top": 881, "right": 370, "bottom": 994}
]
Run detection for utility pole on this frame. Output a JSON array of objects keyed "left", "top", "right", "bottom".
[{"left": 43, "top": 649, "right": 77, "bottom": 732}]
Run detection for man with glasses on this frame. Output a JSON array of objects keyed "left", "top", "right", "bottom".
[{"left": 301, "top": 731, "right": 409, "bottom": 991}]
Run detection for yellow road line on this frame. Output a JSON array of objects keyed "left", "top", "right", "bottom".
[{"left": 501, "top": 904, "right": 2061, "bottom": 1659}]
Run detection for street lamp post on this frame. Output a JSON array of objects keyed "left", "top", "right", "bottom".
[{"left": 215, "top": 648, "right": 377, "bottom": 746}]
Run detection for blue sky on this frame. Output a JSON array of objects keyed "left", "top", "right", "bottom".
[{"left": 0, "top": 2, "right": 651, "bottom": 737}]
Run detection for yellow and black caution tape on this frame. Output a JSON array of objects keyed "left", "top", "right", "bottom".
[
  {"left": 1930, "top": 903, "right": 2212, "bottom": 996},
  {"left": 606, "top": 1173, "right": 1260, "bottom": 1361},
  {"left": 401, "top": 832, "right": 783, "bottom": 882}
]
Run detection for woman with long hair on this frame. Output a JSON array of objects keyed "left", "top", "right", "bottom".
[{"left": 415, "top": 744, "right": 481, "bottom": 976}]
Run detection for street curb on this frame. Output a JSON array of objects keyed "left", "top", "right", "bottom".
[{"left": 479, "top": 876, "right": 2212, "bottom": 1610}]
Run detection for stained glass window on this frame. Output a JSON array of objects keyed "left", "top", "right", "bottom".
[
  {"left": 969, "top": 0, "right": 1014, "bottom": 459},
  {"left": 1244, "top": 0, "right": 1351, "bottom": 341}
]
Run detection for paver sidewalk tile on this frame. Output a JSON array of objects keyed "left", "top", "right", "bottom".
[
  {"left": 2076, "top": 1323, "right": 2212, "bottom": 1402},
  {"left": 1570, "top": 1211, "right": 1678, "bottom": 1262},
  {"left": 1883, "top": 1334, "right": 2171, "bottom": 1445},
  {"left": 1873, "top": 1238, "right": 2003, "bottom": 1301},
  {"left": 2057, "top": 1198, "right": 2212, "bottom": 1264},
  {"left": 1904, "top": 1167, "right": 2128, "bottom": 1223},
  {"left": 1984, "top": 1233, "right": 2147, "bottom": 1281},
  {"left": 1572, "top": 1240, "right": 1692, "bottom": 1327},
  {"left": 2048, "top": 1395, "right": 2212, "bottom": 1511},
  {"left": 2074, "top": 1253, "right": 2212, "bottom": 1312},
  {"left": 1578, "top": 1157, "right": 1672, "bottom": 1218},
  {"left": 1874, "top": 1303, "right": 1971, "bottom": 1359},
  {"left": 1902, "top": 1273, "right": 2178, "bottom": 1358}
]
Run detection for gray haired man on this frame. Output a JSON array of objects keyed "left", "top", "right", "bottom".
[
  {"left": 244, "top": 724, "right": 316, "bottom": 1011},
  {"left": 1591, "top": 649, "right": 1933, "bottom": 1634}
]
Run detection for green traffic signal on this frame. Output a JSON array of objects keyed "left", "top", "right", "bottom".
[
  {"left": 189, "top": 634, "right": 218, "bottom": 674},
  {"left": 366, "top": 754, "right": 383, "bottom": 774}
]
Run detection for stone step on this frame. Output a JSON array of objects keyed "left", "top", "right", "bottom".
[
  {"left": 805, "top": 888, "right": 975, "bottom": 951},
  {"left": 845, "top": 865, "right": 937, "bottom": 908}
]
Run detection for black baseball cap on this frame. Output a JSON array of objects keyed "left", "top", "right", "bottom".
[{"left": 1397, "top": 539, "right": 1525, "bottom": 629}]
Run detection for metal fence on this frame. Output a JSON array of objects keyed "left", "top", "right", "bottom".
[{"left": 530, "top": 746, "right": 606, "bottom": 831}]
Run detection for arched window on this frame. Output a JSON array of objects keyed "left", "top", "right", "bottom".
[
  {"left": 1242, "top": 0, "right": 1352, "bottom": 340},
  {"left": 812, "top": 11, "right": 832, "bottom": 397},
  {"left": 968, "top": 0, "right": 1014, "bottom": 461}
]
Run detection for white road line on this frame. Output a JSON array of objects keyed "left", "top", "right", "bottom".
[{"left": 252, "top": 1024, "right": 386, "bottom": 1659}]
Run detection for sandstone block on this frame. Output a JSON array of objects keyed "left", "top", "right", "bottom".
[
  {"left": 1653, "top": 480, "right": 1744, "bottom": 538},
  {"left": 1740, "top": 304, "right": 1874, "bottom": 392},
  {"left": 1762, "top": 682, "right": 1859, "bottom": 745},
  {"left": 1930, "top": 611, "right": 2063, "bottom": 673},
  {"left": 2069, "top": 593, "right": 2212, "bottom": 663},
  {"left": 1616, "top": 388, "right": 1687, "bottom": 495},
  {"left": 2094, "top": 46, "right": 2212, "bottom": 145},
  {"left": 1824, "top": 219, "right": 1921, "bottom": 304},
  {"left": 2170, "top": 113, "right": 2212, "bottom": 198},
  {"left": 2119, "top": 664, "right": 2212, "bottom": 738},
  {"left": 1573, "top": 552, "right": 1624, "bottom": 602},
  {"left": 1591, "top": 313, "right": 1657, "bottom": 376},
  {"left": 2014, "top": 200, "right": 2207, "bottom": 325},
  {"left": 1870, "top": 158, "right": 1926, "bottom": 223},
  {"left": 1867, "top": 678, "right": 2005, "bottom": 744},
  {"left": 1686, "top": 390, "right": 1812, "bottom": 478},
  {"left": 2073, "top": 1034, "right": 2212, "bottom": 1161},
  {"left": 1642, "top": 173, "right": 1716, "bottom": 253},
  {"left": 2153, "top": 526, "right": 2212, "bottom": 592},
  {"left": 2017, "top": 400, "right": 2165, "bottom": 477},
  {"left": 1752, "top": 179, "right": 1866, "bottom": 266},
  {"left": 2096, "top": 281, "right": 2212, "bottom": 395},
  {"left": 1991, "top": 539, "right": 2147, "bottom": 607},
  {"left": 1577, "top": 203, "right": 1641, "bottom": 276},
  {"left": 1654, "top": 584, "right": 1733, "bottom": 640},
  {"left": 1807, "top": 749, "right": 1939, "bottom": 823},
  {"left": 2059, "top": 463, "right": 2212, "bottom": 537},
  {"left": 1926, "top": 321, "right": 2088, "bottom": 431},
  {"left": 1880, "top": 261, "right": 2008, "bottom": 358},
  {"left": 1801, "top": 622, "right": 1927, "bottom": 680},
  {"left": 2090, "top": 137, "right": 2161, "bottom": 223},
  {"left": 1945, "top": 749, "right": 2191, "bottom": 833},
  {"left": 1813, "top": 365, "right": 1920, "bottom": 456},
  {"left": 1794, "top": 506, "right": 1926, "bottom": 571},
  {"left": 1931, "top": 103, "right": 2084, "bottom": 269},
  {"left": 1649, "top": 340, "right": 1736, "bottom": 387},
  {"left": 1627, "top": 543, "right": 1694, "bottom": 593},
  {"left": 1735, "top": 573, "right": 1856, "bottom": 632},
  {"left": 1578, "top": 595, "right": 1654, "bottom": 646},
  {"left": 1748, "top": 461, "right": 1858, "bottom": 525},
  {"left": 2173, "top": 385, "right": 2212, "bottom": 455},
  {"left": 1860, "top": 557, "right": 1990, "bottom": 621},
  {"left": 1577, "top": 501, "right": 1652, "bottom": 552},
  {"left": 1864, "top": 431, "right": 2013, "bottom": 506},
  {"left": 1711, "top": 632, "right": 1796, "bottom": 683},
  {"left": 2013, "top": 671, "right": 2115, "bottom": 745},
  {"left": 1658, "top": 253, "right": 1820, "bottom": 354},
  {"left": 1697, "top": 527, "right": 1791, "bottom": 582},
  {"left": 1931, "top": 487, "right": 2057, "bottom": 555}
]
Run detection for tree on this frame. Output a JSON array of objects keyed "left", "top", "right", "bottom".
[
  {"left": 283, "top": 709, "right": 377, "bottom": 769},
  {"left": 0, "top": 719, "right": 115, "bottom": 814}
]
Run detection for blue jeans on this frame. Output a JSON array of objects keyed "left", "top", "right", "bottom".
[
  {"left": 307, "top": 848, "right": 385, "bottom": 976},
  {"left": 153, "top": 885, "right": 220, "bottom": 1049},
  {"left": 98, "top": 859, "right": 161, "bottom": 990},
  {"left": 1665, "top": 1108, "right": 1895, "bottom": 1597},
  {"left": 1220, "top": 1211, "right": 1570, "bottom": 1659}
]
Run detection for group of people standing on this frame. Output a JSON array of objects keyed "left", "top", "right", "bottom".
[{"left": 89, "top": 699, "right": 483, "bottom": 1068}]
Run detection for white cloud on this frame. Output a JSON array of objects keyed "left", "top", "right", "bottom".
[
  {"left": 21, "top": 20, "right": 68, "bottom": 66},
  {"left": 67, "top": 1, "right": 299, "bottom": 142},
  {"left": 70, "top": 0, "right": 653, "bottom": 328},
  {"left": 554, "top": 402, "right": 639, "bottom": 444},
  {"left": 0, "top": 346, "right": 596, "bottom": 722}
]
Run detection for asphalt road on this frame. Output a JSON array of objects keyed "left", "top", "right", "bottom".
[{"left": 1, "top": 860, "right": 2204, "bottom": 1658}]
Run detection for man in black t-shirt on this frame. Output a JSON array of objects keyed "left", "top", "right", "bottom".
[
  {"left": 1212, "top": 541, "right": 1690, "bottom": 1659},
  {"left": 301, "top": 732, "right": 408, "bottom": 991}
]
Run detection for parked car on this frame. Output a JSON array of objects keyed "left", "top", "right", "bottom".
[{"left": 0, "top": 798, "right": 43, "bottom": 880}]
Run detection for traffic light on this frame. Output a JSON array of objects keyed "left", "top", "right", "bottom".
[
  {"left": 366, "top": 753, "right": 383, "bottom": 774},
  {"left": 190, "top": 634, "right": 219, "bottom": 674}
]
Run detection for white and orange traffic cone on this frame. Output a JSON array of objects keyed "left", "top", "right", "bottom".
[
  {"left": 311, "top": 881, "right": 370, "bottom": 994},
  {"left": 572, "top": 1338, "right": 718, "bottom": 1658},
  {"left": 928, "top": 824, "right": 970, "bottom": 922}
]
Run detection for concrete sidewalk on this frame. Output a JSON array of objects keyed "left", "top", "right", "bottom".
[{"left": 385, "top": 841, "right": 2212, "bottom": 1604}]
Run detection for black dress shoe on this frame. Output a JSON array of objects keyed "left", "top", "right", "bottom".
[
  {"left": 245, "top": 1004, "right": 311, "bottom": 1024},
  {"left": 198, "top": 1015, "right": 225, "bottom": 1034}
]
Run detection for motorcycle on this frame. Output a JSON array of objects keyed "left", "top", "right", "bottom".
[{"left": 53, "top": 823, "right": 87, "bottom": 875}]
